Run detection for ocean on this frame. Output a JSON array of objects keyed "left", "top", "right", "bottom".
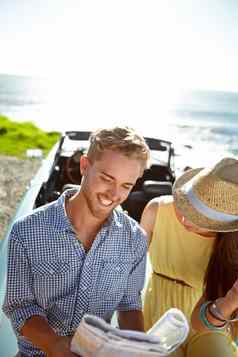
[{"left": 0, "top": 73, "right": 238, "bottom": 174}]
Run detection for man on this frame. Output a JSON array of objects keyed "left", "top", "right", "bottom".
[{"left": 3, "top": 126, "right": 150, "bottom": 357}]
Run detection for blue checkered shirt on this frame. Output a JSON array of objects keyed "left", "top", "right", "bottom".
[{"left": 3, "top": 189, "right": 147, "bottom": 356}]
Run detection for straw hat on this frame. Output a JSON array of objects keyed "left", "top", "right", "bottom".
[{"left": 173, "top": 157, "right": 238, "bottom": 232}]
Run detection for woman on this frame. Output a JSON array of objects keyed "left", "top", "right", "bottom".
[
  {"left": 141, "top": 157, "right": 238, "bottom": 356},
  {"left": 190, "top": 232, "right": 238, "bottom": 356}
]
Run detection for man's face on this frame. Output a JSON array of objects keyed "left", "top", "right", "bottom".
[{"left": 80, "top": 150, "right": 143, "bottom": 220}]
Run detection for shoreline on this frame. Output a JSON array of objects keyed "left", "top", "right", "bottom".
[{"left": 0, "top": 155, "right": 41, "bottom": 240}]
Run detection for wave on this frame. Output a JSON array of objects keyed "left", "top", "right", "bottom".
[{"left": 175, "top": 109, "right": 238, "bottom": 120}]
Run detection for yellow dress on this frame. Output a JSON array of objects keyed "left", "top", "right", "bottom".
[
  {"left": 143, "top": 197, "right": 238, "bottom": 357},
  {"left": 144, "top": 196, "right": 214, "bottom": 331}
]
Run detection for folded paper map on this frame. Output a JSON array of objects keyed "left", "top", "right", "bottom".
[{"left": 71, "top": 308, "right": 189, "bottom": 356}]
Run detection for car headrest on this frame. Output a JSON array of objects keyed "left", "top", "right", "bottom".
[{"left": 143, "top": 180, "right": 172, "bottom": 197}]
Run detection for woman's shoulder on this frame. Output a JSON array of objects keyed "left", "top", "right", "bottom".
[
  {"left": 147, "top": 195, "right": 174, "bottom": 210},
  {"left": 141, "top": 195, "right": 173, "bottom": 230}
]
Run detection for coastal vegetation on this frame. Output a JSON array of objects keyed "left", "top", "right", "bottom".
[{"left": 0, "top": 115, "right": 60, "bottom": 158}]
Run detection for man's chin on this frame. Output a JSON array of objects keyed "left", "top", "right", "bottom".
[{"left": 92, "top": 205, "right": 114, "bottom": 219}]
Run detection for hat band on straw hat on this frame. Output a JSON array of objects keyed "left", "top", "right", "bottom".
[{"left": 182, "top": 181, "right": 238, "bottom": 223}]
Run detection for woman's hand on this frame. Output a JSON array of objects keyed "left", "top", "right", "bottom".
[
  {"left": 225, "top": 279, "right": 238, "bottom": 307},
  {"left": 216, "top": 279, "right": 238, "bottom": 319}
]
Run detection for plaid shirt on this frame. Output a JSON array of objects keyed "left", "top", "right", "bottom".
[{"left": 3, "top": 189, "right": 147, "bottom": 357}]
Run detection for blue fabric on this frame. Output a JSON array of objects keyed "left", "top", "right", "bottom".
[{"left": 3, "top": 189, "right": 147, "bottom": 357}]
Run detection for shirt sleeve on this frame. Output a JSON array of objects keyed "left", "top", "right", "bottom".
[
  {"left": 2, "top": 224, "right": 47, "bottom": 336},
  {"left": 117, "top": 227, "right": 147, "bottom": 311}
]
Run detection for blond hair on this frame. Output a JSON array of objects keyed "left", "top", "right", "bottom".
[{"left": 87, "top": 126, "right": 150, "bottom": 170}]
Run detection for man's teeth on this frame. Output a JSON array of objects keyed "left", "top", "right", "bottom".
[{"left": 100, "top": 198, "right": 113, "bottom": 206}]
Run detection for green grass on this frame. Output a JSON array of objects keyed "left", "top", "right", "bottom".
[{"left": 0, "top": 115, "right": 60, "bottom": 158}]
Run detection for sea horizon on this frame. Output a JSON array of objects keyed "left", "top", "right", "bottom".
[{"left": 0, "top": 73, "right": 238, "bottom": 171}]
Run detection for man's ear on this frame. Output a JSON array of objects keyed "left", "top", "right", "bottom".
[{"left": 80, "top": 155, "right": 91, "bottom": 175}]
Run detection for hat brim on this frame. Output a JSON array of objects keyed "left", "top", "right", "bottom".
[{"left": 173, "top": 168, "right": 238, "bottom": 232}]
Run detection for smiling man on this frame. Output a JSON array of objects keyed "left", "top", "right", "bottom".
[{"left": 3, "top": 126, "right": 150, "bottom": 357}]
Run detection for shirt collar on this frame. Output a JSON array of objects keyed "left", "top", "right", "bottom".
[{"left": 54, "top": 188, "right": 78, "bottom": 232}]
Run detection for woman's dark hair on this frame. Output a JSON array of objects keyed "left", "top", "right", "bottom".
[{"left": 204, "top": 231, "right": 238, "bottom": 300}]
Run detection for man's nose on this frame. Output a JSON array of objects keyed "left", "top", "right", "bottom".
[{"left": 108, "top": 184, "right": 120, "bottom": 200}]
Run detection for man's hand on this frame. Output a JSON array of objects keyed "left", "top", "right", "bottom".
[
  {"left": 46, "top": 336, "right": 78, "bottom": 357},
  {"left": 118, "top": 310, "right": 144, "bottom": 331},
  {"left": 20, "top": 316, "right": 78, "bottom": 357}
]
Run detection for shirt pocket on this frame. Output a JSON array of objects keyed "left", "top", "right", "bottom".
[
  {"left": 32, "top": 260, "right": 70, "bottom": 277},
  {"left": 32, "top": 259, "right": 73, "bottom": 308},
  {"left": 97, "top": 260, "right": 132, "bottom": 299}
]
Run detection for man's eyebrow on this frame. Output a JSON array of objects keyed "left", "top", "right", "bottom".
[{"left": 101, "top": 171, "right": 134, "bottom": 186}]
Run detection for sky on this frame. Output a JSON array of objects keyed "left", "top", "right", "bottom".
[
  {"left": 1, "top": 0, "right": 238, "bottom": 133},
  {"left": 1, "top": 0, "right": 238, "bottom": 92}
]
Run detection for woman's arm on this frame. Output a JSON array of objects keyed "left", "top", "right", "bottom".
[
  {"left": 191, "top": 295, "right": 211, "bottom": 332},
  {"left": 191, "top": 280, "right": 238, "bottom": 332},
  {"left": 140, "top": 198, "right": 159, "bottom": 247}
]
